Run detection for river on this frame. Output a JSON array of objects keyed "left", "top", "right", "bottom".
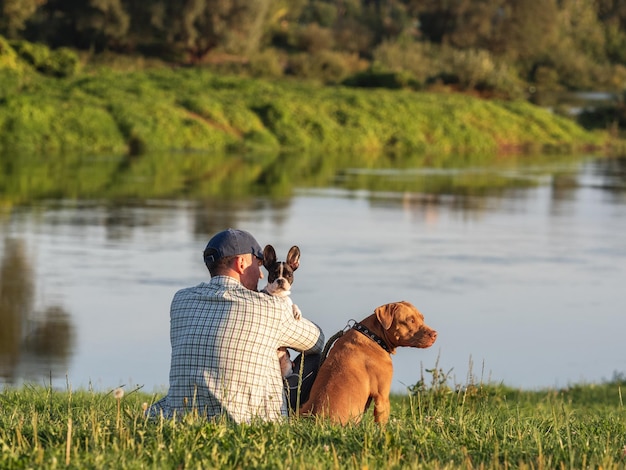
[{"left": 1, "top": 152, "right": 625, "bottom": 393}]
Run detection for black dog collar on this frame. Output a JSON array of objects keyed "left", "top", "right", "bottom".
[{"left": 353, "top": 322, "right": 391, "bottom": 353}]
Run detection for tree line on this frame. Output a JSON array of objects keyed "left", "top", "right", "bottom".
[{"left": 2, "top": 0, "right": 626, "bottom": 99}]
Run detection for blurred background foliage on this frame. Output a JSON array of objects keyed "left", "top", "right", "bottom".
[
  {"left": 1, "top": 0, "right": 626, "bottom": 141},
  {"left": 0, "top": 0, "right": 624, "bottom": 99}
]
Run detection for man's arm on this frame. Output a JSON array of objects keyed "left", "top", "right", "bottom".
[{"left": 283, "top": 315, "right": 325, "bottom": 354}]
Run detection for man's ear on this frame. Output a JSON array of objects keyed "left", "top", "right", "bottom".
[{"left": 232, "top": 255, "right": 248, "bottom": 274}]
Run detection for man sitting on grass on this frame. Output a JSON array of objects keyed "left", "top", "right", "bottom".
[{"left": 149, "top": 229, "right": 324, "bottom": 423}]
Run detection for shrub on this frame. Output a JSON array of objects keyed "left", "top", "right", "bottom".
[
  {"left": 437, "top": 47, "right": 526, "bottom": 99},
  {"left": 287, "top": 50, "right": 364, "bottom": 84},
  {"left": 372, "top": 39, "right": 438, "bottom": 85},
  {"left": 0, "top": 69, "right": 22, "bottom": 100},
  {"left": 9, "top": 40, "right": 48, "bottom": 68},
  {"left": 293, "top": 23, "right": 335, "bottom": 53},
  {"left": 0, "top": 35, "right": 23, "bottom": 71},
  {"left": 0, "top": 93, "right": 126, "bottom": 154},
  {"left": 9, "top": 40, "right": 80, "bottom": 78},
  {"left": 554, "top": 52, "right": 603, "bottom": 90},
  {"left": 251, "top": 101, "right": 311, "bottom": 148},
  {"left": 300, "top": 1, "right": 339, "bottom": 28},
  {"left": 248, "top": 48, "right": 285, "bottom": 78},
  {"left": 532, "top": 65, "right": 561, "bottom": 91},
  {"left": 47, "top": 47, "right": 81, "bottom": 78},
  {"left": 332, "top": 17, "right": 375, "bottom": 55},
  {"left": 605, "top": 23, "right": 626, "bottom": 64},
  {"left": 607, "top": 64, "right": 626, "bottom": 91}
]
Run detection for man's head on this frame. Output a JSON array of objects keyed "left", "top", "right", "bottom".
[{"left": 203, "top": 229, "right": 264, "bottom": 290}]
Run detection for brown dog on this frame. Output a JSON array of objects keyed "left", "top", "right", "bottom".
[{"left": 299, "top": 301, "right": 437, "bottom": 424}]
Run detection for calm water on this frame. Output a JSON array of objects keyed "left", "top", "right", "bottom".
[{"left": 1, "top": 154, "right": 625, "bottom": 393}]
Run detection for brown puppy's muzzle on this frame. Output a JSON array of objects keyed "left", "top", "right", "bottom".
[
  {"left": 390, "top": 325, "right": 437, "bottom": 349},
  {"left": 415, "top": 327, "right": 437, "bottom": 348}
]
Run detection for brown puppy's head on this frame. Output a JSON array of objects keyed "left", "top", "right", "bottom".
[{"left": 375, "top": 301, "right": 437, "bottom": 349}]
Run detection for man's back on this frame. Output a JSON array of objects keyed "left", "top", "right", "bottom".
[{"left": 161, "top": 276, "right": 323, "bottom": 422}]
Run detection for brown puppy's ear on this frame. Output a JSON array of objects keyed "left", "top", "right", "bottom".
[
  {"left": 263, "top": 245, "right": 277, "bottom": 269},
  {"left": 286, "top": 246, "right": 301, "bottom": 271},
  {"left": 375, "top": 303, "right": 396, "bottom": 330}
]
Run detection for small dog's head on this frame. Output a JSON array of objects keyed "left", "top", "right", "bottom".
[{"left": 263, "top": 245, "right": 300, "bottom": 297}]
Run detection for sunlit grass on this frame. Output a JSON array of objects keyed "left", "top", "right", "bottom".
[
  {"left": 0, "top": 64, "right": 609, "bottom": 158},
  {"left": 1, "top": 370, "right": 625, "bottom": 469}
]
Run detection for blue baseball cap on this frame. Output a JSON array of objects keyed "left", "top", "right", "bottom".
[{"left": 203, "top": 229, "right": 263, "bottom": 265}]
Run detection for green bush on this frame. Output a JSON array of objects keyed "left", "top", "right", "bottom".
[
  {"left": 247, "top": 48, "right": 285, "bottom": 78},
  {"left": 0, "top": 69, "right": 20, "bottom": 100},
  {"left": 605, "top": 23, "right": 626, "bottom": 64},
  {"left": 48, "top": 47, "right": 81, "bottom": 78},
  {"left": 0, "top": 36, "right": 23, "bottom": 71},
  {"left": 532, "top": 65, "right": 561, "bottom": 91},
  {"left": 287, "top": 50, "right": 360, "bottom": 84},
  {"left": 372, "top": 39, "right": 438, "bottom": 85},
  {"left": 251, "top": 101, "right": 312, "bottom": 148},
  {"left": 0, "top": 94, "right": 126, "bottom": 154},
  {"left": 435, "top": 47, "right": 526, "bottom": 99},
  {"left": 300, "top": 0, "right": 339, "bottom": 28},
  {"left": 9, "top": 40, "right": 80, "bottom": 78},
  {"left": 293, "top": 23, "right": 335, "bottom": 53}
]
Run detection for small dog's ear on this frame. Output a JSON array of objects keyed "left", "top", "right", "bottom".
[
  {"left": 375, "top": 303, "right": 395, "bottom": 330},
  {"left": 286, "top": 245, "right": 301, "bottom": 271},
  {"left": 263, "top": 245, "right": 277, "bottom": 269}
]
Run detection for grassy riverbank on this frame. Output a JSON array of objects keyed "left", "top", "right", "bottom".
[
  {"left": 1, "top": 377, "right": 625, "bottom": 469},
  {"left": 0, "top": 41, "right": 612, "bottom": 158}
]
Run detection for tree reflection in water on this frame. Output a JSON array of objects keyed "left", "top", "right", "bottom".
[{"left": 0, "top": 238, "right": 75, "bottom": 384}]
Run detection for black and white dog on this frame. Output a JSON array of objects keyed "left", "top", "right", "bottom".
[{"left": 262, "top": 244, "right": 301, "bottom": 376}]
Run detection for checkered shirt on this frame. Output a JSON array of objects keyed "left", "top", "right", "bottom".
[{"left": 152, "top": 276, "right": 324, "bottom": 423}]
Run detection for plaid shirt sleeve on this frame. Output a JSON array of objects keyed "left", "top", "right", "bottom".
[{"left": 155, "top": 276, "right": 324, "bottom": 423}]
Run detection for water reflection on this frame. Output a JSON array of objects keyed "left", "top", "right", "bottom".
[
  {"left": 592, "top": 157, "right": 626, "bottom": 199},
  {"left": 0, "top": 237, "right": 75, "bottom": 384},
  {"left": 4, "top": 150, "right": 618, "bottom": 207}
]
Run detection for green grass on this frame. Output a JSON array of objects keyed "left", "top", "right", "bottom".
[
  {"left": 1, "top": 375, "right": 625, "bottom": 469},
  {"left": 0, "top": 57, "right": 611, "bottom": 158}
]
